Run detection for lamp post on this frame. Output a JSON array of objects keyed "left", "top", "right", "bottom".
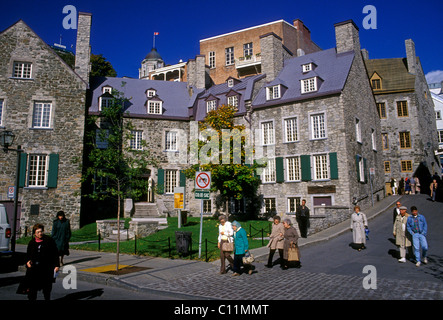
[{"left": 0, "top": 130, "right": 23, "bottom": 253}]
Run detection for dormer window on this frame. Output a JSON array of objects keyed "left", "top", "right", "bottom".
[
  {"left": 99, "top": 97, "right": 112, "bottom": 111},
  {"left": 301, "top": 77, "right": 318, "bottom": 94},
  {"left": 302, "top": 63, "right": 312, "bottom": 73},
  {"left": 227, "top": 79, "right": 234, "bottom": 88},
  {"left": 266, "top": 85, "right": 281, "bottom": 100},
  {"left": 102, "top": 86, "right": 113, "bottom": 94},
  {"left": 206, "top": 100, "right": 217, "bottom": 112},
  {"left": 227, "top": 95, "right": 238, "bottom": 107},
  {"left": 146, "top": 89, "right": 157, "bottom": 98},
  {"left": 147, "top": 100, "right": 162, "bottom": 114},
  {"left": 370, "top": 72, "right": 382, "bottom": 90}
]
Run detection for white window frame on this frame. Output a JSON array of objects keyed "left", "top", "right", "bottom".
[
  {"left": 28, "top": 154, "right": 48, "bottom": 187},
  {"left": 209, "top": 51, "right": 216, "bottom": 69},
  {"left": 436, "top": 110, "right": 442, "bottom": 120},
  {"left": 301, "top": 77, "right": 317, "bottom": 94},
  {"left": 206, "top": 100, "right": 217, "bottom": 112},
  {"left": 310, "top": 113, "right": 326, "bottom": 140},
  {"left": 438, "top": 130, "right": 443, "bottom": 144},
  {"left": 147, "top": 90, "right": 156, "bottom": 98},
  {"left": 287, "top": 197, "right": 301, "bottom": 214},
  {"left": 286, "top": 156, "right": 301, "bottom": 181},
  {"left": 165, "top": 169, "right": 178, "bottom": 194},
  {"left": 13, "top": 61, "right": 32, "bottom": 79},
  {"left": 261, "top": 121, "right": 275, "bottom": 145},
  {"left": 165, "top": 131, "right": 178, "bottom": 151},
  {"left": 355, "top": 118, "right": 362, "bottom": 143},
  {"left": 313, "top": 154, "right": 329, "bottom": 181},
  {"left": 371, "top": 128, "right": 377, "bottom": 151},
  {"left": 266, "top": 85, "right": 281, "bottom": 100},
  {"left": 262, "top": 158, "right": 276, "bottom": 183},
  {"left": 32, "top": 102, "right": 52, "bottom": 129},
  {"left": 102, "top": 86, "right": 113, "bottom": 94},
  {"left": 130, "top": 130, "right": 143, "bottom": 150},
  {"left": 227, "top": 95, "right": 238, "bottom": 107},
  {"left": 99, "top": 97, "right": 112, "bottom": 111},
  {"left": 227, "top": 79, "right": 234, "bottom": 88},
  {"left": 357, "top": 156, "right": 365, "bottom": 183},
  {"left": 0, "top": 99, "right": 3, "bottom": 127},
  {"left": 302, "top": 63, "right": 312, "bottom": 73},
  {"left": 243, "top": 42, "right": 253, "bottom": 57},
  {"left": 225, "top": 47, "right": 234, "bottom": 66},
  {"left": 284, "top": 117, "right": 298, "bottom": 142},
  {"left": 263, "top": 198, "right": 276, "bottom": 214},
  {"left": 148, "top": 100, "right": 162, "bottom": 114}
]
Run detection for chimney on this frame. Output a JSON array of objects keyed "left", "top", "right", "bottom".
[
  {"left": 187, "top": 55, "right": 206, "bottom": 90},
  {"left": 405, "top": 39, "right": 417, "bottom": 75},
  {"left": 259, "top": 32, "right": 284, "bottom": 82},
  {"left": 361, "top": 49, "right": 369, "bottom": 60},
  {"left": 334, "top": 20, "right": 360, "bottom": 54},
  {"left": 75, "top": 12, "right": 92, "bottom": 83}
]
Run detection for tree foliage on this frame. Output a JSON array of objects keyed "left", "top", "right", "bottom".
[{"left": 90, "top": 54, "right": 117, "bottom": 77}]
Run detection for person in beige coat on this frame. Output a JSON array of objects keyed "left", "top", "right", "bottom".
[
  {"left": 265, "top": 215, "right": 285, "bottom": 268},
  {"left": 393, "top": 206, "right": 412, "bottom": 263}
]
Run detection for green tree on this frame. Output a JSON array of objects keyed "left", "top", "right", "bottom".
[
  {"left": 82, "top": 85, "right": 156, "bottom": 270},
  {"left": 90, "top": 54, "right": 117, "bottom": 77}
]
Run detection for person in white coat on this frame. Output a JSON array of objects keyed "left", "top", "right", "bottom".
[
  {"left": 350, "top": 206, "right": 368, "bottom": 251},
  {"left": 217, "top": 215, "right": 234, "bottom": 274}
]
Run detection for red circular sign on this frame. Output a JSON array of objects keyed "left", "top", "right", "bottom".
[{"left": 196, "top": 172, "right": 210, "bottom": 189}]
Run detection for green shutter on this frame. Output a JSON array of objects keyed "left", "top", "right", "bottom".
[
  {"left": 363, "top": 157, "right": 368, "bottom": 184},
  {"left": 179, "top": 170, "right": 186, "bottom": 187},
  {"left": 300, "top": 155, "right": 311, "bottom": 181},
  {"left": 329, "top": 152, "right": 338, "bottom": 180},
  {"left": 355, "top": 155, "right": 361, "bottom": 182},
  {"left": 47, "top": 154, "right": 59, "bottom": 188},
  {"left": 276, "top": 157, "right": 284, "bottom": 183},
  {"left": 18, "top": 152, "right": 27, "bottom": 188},
  {"left": 157, "top": 168, "right": 164, "bottom": 194}
]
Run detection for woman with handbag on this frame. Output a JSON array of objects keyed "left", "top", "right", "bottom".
[
  {"left": 265, "top": 215, "right": 285, "bottom": 268},
  {"left": 282, "top": 218, "right": 300, "bottom": 269},
  {"left": 231, "top": 220, "right": 253, "bottom": 276},
  {"left": 217, "top": 215, "right": 234, "bottom": 274},
  {"left": 350, "top": 205, "right": 368, "bottom": 251}
]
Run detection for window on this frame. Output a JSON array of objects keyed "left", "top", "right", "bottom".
[
  {"left": 96, "top": 129, "right": 109, "bottom": 149},
  {"left": 13, "top": 61, "right": 32, "bottom": 78},
  {"left": 357, "top": 156, "right": 365, "bottom": 183},
  {"left": 401, "top": 160, "right": 413, "bottom": 172},
  {"left": 301, "top": 77, "right": 317, "bottom": 93},
  {"left": 399, "top": 131, "right": 411, "bottom": 149},
  {"left": 209, "top": 51, "right": 216, "bottom": 69},
  {"left": 130, "top": 130, "right": 143, "bottom": 150},
  {"left": 28, "top": 154, "right": 48, "bottom": 187},
  {"left": 102, "top": 86, "right": 113, "bottom": 94},
  {"left": 371, "top": 79, "right": 381, "bottom": 90},
  {"left": 165, "top": 131, "right": 177, "bottom": 151},
  {"left": 266, "top": 85, "right": 281, "bottom": 100},
  {"left": 313, "top": 196, "right": 332, "bottom": 206},
  {"left": 225, "top": 47, "right": 234, "bottom": 66},
  {"left": 262, "top": 159, "right": 276, "bottom": 183},
  {"left": 206, "top": 100, "right": 217, "bottom": 112},
  {"left": 287, "top": 157, "right": 301, "bottom": 181},
  {"left": 227, "top": 95, "right": 238, "bottom": 107},
  {"left": 227, "top": 79, "right": 234, "bottom": 88},
  {"left": 148, "top": 101, "right": 162, "bottom": 114},
  {"left": 436, "top": 110, "right": 442, "bottom": 120},
  {"left": 0, "top": 99, "right": 3, "bottom": 126},
  {"left": 264, "top": 198, "right": 276, "bottom": 214},
  {"left": 146, "top": 90, "right": 156, "bottom": 98},
  {"left": 32, "top": 102, "right": 52, "bottom": 128},
  {"left": 381, "top": 133, "right": 389, "bottom": 150},
  {"left": 302, "top": 63, "right": 312, "bottom": 73},
  {"left": 99, "top": 97, "right": 112, "bottom": 111},
  {"left": 355, "top": 118, "right": 362, "bottom": 143},
  {"left": 284, "top": 117, "right": 298, "bottom": 142},
  {"left": 288, "top": 197, "right": 301, "bottom": 213},
  {"left": 377, "top": 103, "right": 386, "bottom": 119},
  {"left": 313, "top": 154, "right": 329, "bottom": 180},
  {"left": 243, "top": 43, "right": 253, "bottom": 57},
  {"left": 438, "top": 130, "right": 443, "bottom": 144},
  {"left": 384, "top": 161, "right": 391, "bottom": 173},
  {"left": 203, "top": 199, "right": 212, "bottom": 213},
  {"left": 310, "top": 113, "right": 326, "bottom": 139},
  {"left": 165, "top": 170, "right": 178, "bottom": 194},
  {"left": 371, "top": 128, "right": 377, "bottom": 151},
  {"left": 261, "top": 121, "right": 274, "bottom": 145},
  {"left": 397, "top": 101, "right": 408, "bottom": 117}
]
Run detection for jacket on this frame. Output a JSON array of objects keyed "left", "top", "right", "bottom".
[
  {"left": 406, "top": 214, "right": 427, "bottom": 237},
  {"left": 233, "top": 227, "right": 249, "bottom": 255},
  {"left": 218, "top": 221, "right": 234, "bottom": 243},
  {"left": 393, "top": 213, "right": 411, "bottom": 247},
  {"left": 267, "top": 222, "right": 285, "bottom": 250}
]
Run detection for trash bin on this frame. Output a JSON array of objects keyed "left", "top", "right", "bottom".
[
  {"left": 175, "top": 231, "right": 192, "bottom": 255},
  {"left": 180, "top": 210, "right": 188, "bottom": 226}
]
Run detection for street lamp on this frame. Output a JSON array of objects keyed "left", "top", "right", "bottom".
[{"left": 0, "top": 129, "right": 23, "bottom": 253}]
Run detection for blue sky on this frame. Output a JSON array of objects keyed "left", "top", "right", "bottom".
[{"left": 1, "top": 0, "right": 442, "bottom": 82}]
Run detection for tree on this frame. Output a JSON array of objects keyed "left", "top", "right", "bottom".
[
  {"left": 184, "top": 104, "right": 265, "bottom": 217},
  {"left": 82, "top": 85, "right": 155, "bottom": 270},
  {"left": 90, "top": 54, "right": 117, "bottom": 77}
]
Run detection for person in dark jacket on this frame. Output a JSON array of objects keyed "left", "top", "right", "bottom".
[
  {"left": 51, "top": 210, "right": 71, "bottom": 266},
  {"left": 26, "top": 223, "right": 60, "bottom": 300},
  {"left": 282, "top": 219, "right": 300, "bottom": 269},
  {"left": 296, "top": 199, "right": 310, "bottom": 238}
]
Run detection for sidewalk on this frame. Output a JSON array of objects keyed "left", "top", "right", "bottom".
[{"left": 16, "top": 194, "right": 401, "bottom": 299}]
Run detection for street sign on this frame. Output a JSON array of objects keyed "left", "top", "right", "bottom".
[
  {"left": 370, "top": 167, "right": 375, "bottom": 175},
  {"left": 195, "top": 190, "right": 210, "bottom": 199},
  {"left": 195, "top": 171, "right": 211, "bottom": 190},
  {"left": 174, "top": 187, "right": 185, "bottom": 209},
  {"left": 7, "top": 186, "right": 15, "bottom": 199}
]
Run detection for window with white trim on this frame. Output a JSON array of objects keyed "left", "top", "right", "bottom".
[
  {"left": 99, "top": 97, "right": 112, "bottom": 111},
  {"left": 262, "top": 158, "right": 276, "bottom": 183},
  {"left": 148, "top": 101, "right": 162, "bottom": 114},
  {"left": 357, "top": 156, "right": 365, "bottom": 183},
  {"left": 310, "top": 113, "right": 326, "bottom": 139},
  {"left": 225, "top": 47, "right": 234, "bottom": 66},
  {"left": 313, "top": 154, "right": 329, "bottom": 180},
  {"left": 284, "top": 117, "right": 298, "bottom": 142},
  {"left": 436, "top": 110, "right": 442, "bottom": 120},
  {"left": 266, "top": 85, "right": 281, "bottom": 100},
  {"left": 102, "top": 86, "right": 113, "bottom": 94},
  {"left": 371, "top": 128, "right": 376, "bottom": 151},
  {"left": 130, "top": 130, "right": 143, "bottom": 150},
  {"left": 227, "top": 95, "right": 238, "bottom": 107},
  {"left": 165, "top": 169, "right": 178, "bottom": 194},
  {"left": 288, "top": 197, "right": 301, "bottom": 213},
  {"left": 301, "top": 77, "right": 317, "bottom": 93},
  {"left": 28, "top": 154, "right": 48, "bottom": 187},
  {"left": 227, "top": 79, "right": 234, "bottom": 87},
  {"left": 302, "top": 63, "right": 312, "bottom": 73},
  {"left": 209, "top": 51, "right": 216, "bottom": 69},
  {"left": 146, "top": 90, "right": 156, "bottom": 98},
  {"left": 32, "top": 102, "right": 52, "bottom": 128},
  {"left": 243, "top": 42, "right": 253, "bottom": 57},
  {"left": 13, "top": 61, "right": 32, "bottom": 79},
  {"left": 264, "top": 198, "right": 276, "bottom": 214},
  {"left": 0, "top": 99, "right": 3, "bottom": 127},
  {"left": 206, "top": 100, "right": 217, "bottom": 112},
  {"left": 165, "top": 131, "right": 177, "bottom": 151},
  {"left": 355, "top": 118, "right": 362, "bottom": 143},
  {"left": 286, "top": 157, "right": 301, "bottom": 181},
  {"left": 438, "top": 130, "right": 443, "bottom": 144},
  {"left": 261, "top": 121, "right": 274, "bottom": 145}
]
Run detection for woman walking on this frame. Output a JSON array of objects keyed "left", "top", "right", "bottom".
[
  {"left": 217, "top": 215, "right": 234, "bottom": 274},
  {"left": 282, "top": 218, "right": 300, "bottom": 269},
  {"left": 430, "top": 179, "right": 438, "bottom": 202},
  {"left": 350, "top": 206, "right": 368, "bottom": 251},
  {"left": 265, "top": 215, "right": 285, "bottom": 268},
  {"left": 51, "top": 210, "right": 71, "bottom": 266},
  {"left": 231, "top": 221, "right": 253, "bottom": 276}
]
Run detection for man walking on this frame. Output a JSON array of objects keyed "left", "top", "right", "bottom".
[
  {"left": 406, "top": 206, "right": 428, "bottom": 267},
  {"left": 393, "top": 206, "right": 411, "bottom": 263},
  {"left": 296, "top": 199, "right": 310, "bottom": 238},
  {"left": 393, "top": 201, "right": 401, "bottom": 224}
]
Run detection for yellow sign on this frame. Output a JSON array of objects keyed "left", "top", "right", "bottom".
[{"left": 174, "top": 192, "right": 184, "bottom": 209}]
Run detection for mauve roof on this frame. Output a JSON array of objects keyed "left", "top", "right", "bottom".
[
  {"left": 88, "top": 76, "right": 193, "bottom": 120},
  {"left": 252, "top": 48, "right": 355, "bottom": 108}
]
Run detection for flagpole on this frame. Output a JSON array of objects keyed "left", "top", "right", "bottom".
[{"left": 153, "top": 33, "right": 155, "bottom": 48}]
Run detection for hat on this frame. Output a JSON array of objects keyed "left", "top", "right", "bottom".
[
  {"left": 399, "top": 206, "right": 407, "bottom": 210},
  {"left": 232, "top": 220, "right": 241, "bottom": 228}
]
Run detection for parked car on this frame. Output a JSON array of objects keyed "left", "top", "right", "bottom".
[{"left": 0, "top": 204, "right": 11, "bottom": 254}]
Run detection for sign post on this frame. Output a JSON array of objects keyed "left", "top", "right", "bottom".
[
  {"left": 195, "top": 171, "right": 211, "bottom": 258},
  {"left": 174, "top": 187, "right": 185, "bottom": 228}
]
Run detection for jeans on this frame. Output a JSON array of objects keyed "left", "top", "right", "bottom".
[{"left": 412, "top": 233, "right": 428, "bottom": 262}]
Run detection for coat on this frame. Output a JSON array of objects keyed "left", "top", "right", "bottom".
[
  {"left": 218, "top": 221, "right": 234, "bottom": 243},
  {"left": 393, "top": 213, "right": 411, "bottom": 247},
  {"left": 51, "top": 218, "right": 71, "bottom": 256},
  {"left": 283, "top": 226, "right": 299, "bottom": 260},
  {"left": 351, "top": 212, "right": 367, "bottom": 244},
  {"left": 233, "top": 227, "right": 249, "bottom": 255},
  {"left": 267, "top": 222, "right": 285, "bottom": 250}
]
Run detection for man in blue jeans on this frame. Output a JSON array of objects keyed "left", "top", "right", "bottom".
[{"left": 406, "top": 206, "right": 428, "bottom": 267}]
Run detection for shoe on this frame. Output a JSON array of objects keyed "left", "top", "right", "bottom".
[
  {"left": 248, "top": 269, "right": 253, "bottom": 275},
  {"left": 423, "top": 257, "right": 428, "bottom": 264},
  {"left": 398, "top": 258, "right": 406, "bottom": 263},
  {"left": 264, "top": 264, "right": 272, "bottom": 268},
  {"left": 232, "top": 272, "right": 240, "bottom": 276},
  {"left": 416, "top": 261, "right": 421, "bottom": 267}
]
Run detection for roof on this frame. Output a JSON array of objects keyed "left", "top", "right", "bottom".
[
  {"left": 364, "top": 58, "right": 416, "bottom": 93},
  {"left": 252, "top": 48, "right": 355, "bottom": 108},
  {"left": 144, "top": 47, "right": 163, "bottom": 62}
]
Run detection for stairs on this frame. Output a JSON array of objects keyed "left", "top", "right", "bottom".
[{"left": 133, "top": 202, "right": 159, "bottom": 217}]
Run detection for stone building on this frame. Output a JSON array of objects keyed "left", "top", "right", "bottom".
[
  {"left": 364, "top": 40, "right": 440, "bottom": 194},
  {"left": 429, "top": 82, "right": 443, "bottom": 170},
  {"left": 0, "top": 13, "right": 91, "bottom": 232}
]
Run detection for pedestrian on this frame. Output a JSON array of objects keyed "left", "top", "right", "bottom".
[
  {"left": 281, "top": 218, "right": 300, "bottom": 269},
  {"left": 296, "top": 199, "right": 310, "bottom": 238},
  {"left": 393, "top": 178, "right": 398, "bottom": 195},
  {"left": 265, "top": 215, "right": 285, "bottom": 268},
  {"left": 231, "top": 220, "right": 253, "bottom": 276},
  {"left": 410, "top": 176, "right": 416, "bottom": 195},
  {"left": 51, "top": 210, "right": 71, "bottom": 266},
  {"left": 406, "top": 206, "right": 428, "bottom": 267},
  {"left": 405, "top": 176, "right": 411, "bottom": 195},
  {"left": 25, "top": 223, "right": 60, "bottom": 300},
  {"left": 393, "top": 201, "right": 402, "bottom": 224},
  {"left": 390, "top": 178, "right": 395, "bottom": 195},
  {"left": 350, "top": 206, "right": 368, "bottom": 251},
  {"left": 415, "top": 176, "right": 421, "bottom": 194},
  {"left": 217, "top": 215, "right": 234, "bottom": 274},
  {"left": 430, "top": 179, "right": 438, "bottom": 202},
  {"left": 393, "top": 206, "right": 411, "bottom": 263},
  {"left": 399, "top": 178, "right": 405, "bottom": 195}
]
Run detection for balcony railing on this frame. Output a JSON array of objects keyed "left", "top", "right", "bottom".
[{"left": 235, "top": 54, "right": 261, "bottom": 69}]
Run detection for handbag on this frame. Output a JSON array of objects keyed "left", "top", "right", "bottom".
[
  {"left": 221, "top": 240, "right": 234, "bottom": 252},
  {"left": 288, "top": 244, "right": 300, "bottom": 262},
  {"left": 16, "top": 269, "right": 32, "bottom": 295},
  {"left": 242, "top": 250, "right": 255, "bottom": 264}
]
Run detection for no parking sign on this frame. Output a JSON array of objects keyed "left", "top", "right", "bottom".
[{"left": 195, "top": 171, "right": 211, "bottom": 190}]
